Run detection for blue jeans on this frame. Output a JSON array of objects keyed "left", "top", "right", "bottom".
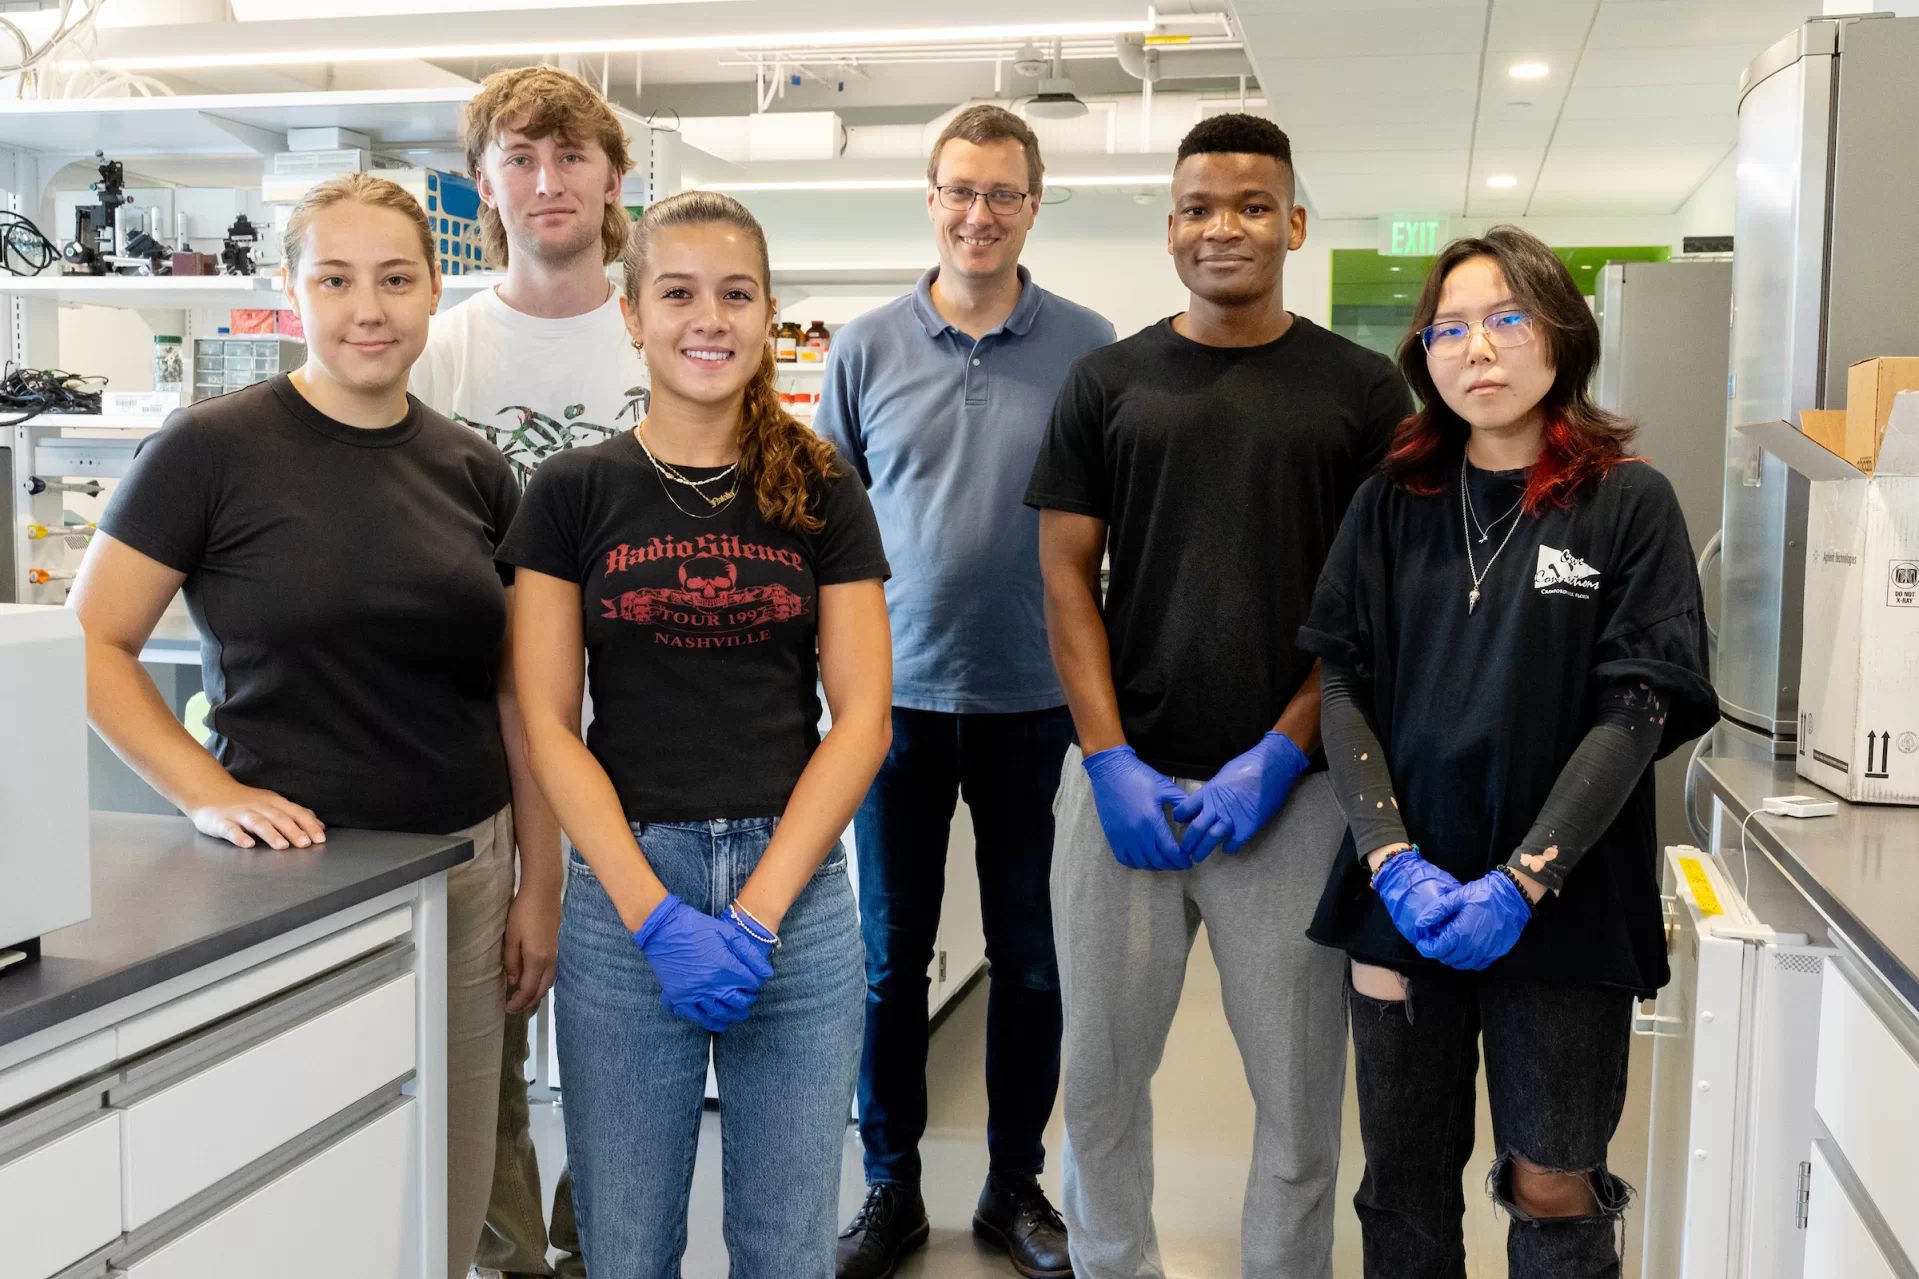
[
  {"left": 555, "top": 819, "right": 864, "bottom": 1279},
  {"left": 855, "top": 706, "right": 1074, "bottom": 1186}
]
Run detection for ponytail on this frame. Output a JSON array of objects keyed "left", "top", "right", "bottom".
[{"left": 622, "top": 190, "right": 838, "bottom": 533}]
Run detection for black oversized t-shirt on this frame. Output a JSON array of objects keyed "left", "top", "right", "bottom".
[
  {"left": 496, "top": 432, "right": 890, "bottom": 824},
  {"left": 99, "top": 376, "right": 519, "bottom": 834},
  {"left": 1299, "top": 460, "right": 1717, "bottom": 994},
  {"left": 1024, "top": 315, "right": 1409, "bottom": 778}
]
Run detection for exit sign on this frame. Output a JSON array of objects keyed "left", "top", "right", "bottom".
[{"left": 1380, "top": 214, "right": 1449, "bottom": 257}]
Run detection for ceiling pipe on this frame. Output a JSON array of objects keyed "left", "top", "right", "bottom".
[{"left": 1113, "top": 32, "right": 1252, "bottom": 82}]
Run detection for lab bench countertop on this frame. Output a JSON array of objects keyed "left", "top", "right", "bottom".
[
  {"left": 0, "top": 812, "right": 473, "bottom": 1050},
  {"left": 1696, "top": 755, "right": 1919, "bottom": 1014}
]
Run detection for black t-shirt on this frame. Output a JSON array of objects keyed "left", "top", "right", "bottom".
[
  {"left": 1023, "top": 315, "right": 1408, "bottom": 777},
  {"left": 1299, "top": 460, "right": 1717, "bottom": 994},
  {"left": 99, "top": 376, "right": 520, "bottom": 834},
  {"left": 495, "top": 432, "right": 890, "bottom": 824}
]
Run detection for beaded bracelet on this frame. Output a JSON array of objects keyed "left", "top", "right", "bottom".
[
  {"left": 728, "top": 901, "right": 780, "bottom": 948},
  {"left": 1493, "top": 865, "right": 1538, "bottom": 916},
  {"left": 1368, "top": 843, "right": 1417, "bottom": 888}
]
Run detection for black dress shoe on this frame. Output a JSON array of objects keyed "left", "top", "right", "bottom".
[
  {"left": 837, "top": 1182, "right": 930, "bottom": 1279},
  {"left": 972, "top": 1174, "right": 1074, "bottom": 1278}
]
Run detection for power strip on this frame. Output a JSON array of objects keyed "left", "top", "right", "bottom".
[{"left": 1763, "top": 794, "right": 1840, "bottom": 818}]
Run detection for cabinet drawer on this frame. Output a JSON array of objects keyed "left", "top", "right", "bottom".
[
  {"left": 119, "top": 972, "right": 416, "bottom": 1229},
  {"left": 0, "top": 1115, "right": 121, "bottom": 1279},
  {"left": 1814, "top": 964, "right": 1919, "bottom": 1263},
  {"left": 1803, "top": 1142, "right": 1900, "bottom": 1279},
  {"left": 118, "top": 1098, "right": 419, "bottom": 1279}
]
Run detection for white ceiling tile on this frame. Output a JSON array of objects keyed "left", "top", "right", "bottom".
[
  {"left": 1235, "top": 7, "right": 1486, "bottom": 57},
  {"left": 1574, "top": 43, "right": 1761, "bottom": 86},
  {"left": 1293, "top": 148, "right": 1469, "bottom": 177},
  {"left": 1244, "top": 45, "right": 1484, "bottom": 94},
  {"left": 1304, "top": 172, "right": 1471, "bottom": 217},
  {"left": 1559, "top": 81, "right": 1738, "bottom": 119},
  {"left": 1486, "top": 0, "right": 1598, "bottom": 53},
  {"left": 1586, "top": 0, "right": 1814, "bottom": 50},
  {"left": 1552, "top": 114, "right": 1735, "bottom": 148}
]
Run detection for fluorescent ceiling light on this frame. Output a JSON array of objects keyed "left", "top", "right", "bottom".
[
  {"left": 61, "top": 19, "right": 1150, "bottom": 71},
  {"left": 701, "top": 174, "right": 1173, "bottom": 193},
  {"left": 1486, "top": 175, "right": 1518, "bottom": 188},
  {"left": 1508, "top": 62, "right": 1549, "bottom": 79}
]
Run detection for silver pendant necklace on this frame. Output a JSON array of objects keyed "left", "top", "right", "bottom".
[
  {"left": 1462, "top": 457, "right": 1525, "bottom": 614},
  {"left": 1465, "top": 479, "right": 1525, "bottom": 544}
]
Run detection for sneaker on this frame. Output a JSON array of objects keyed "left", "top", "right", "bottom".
[
  {"left": 972, "top": 1174, "right": 1073, "bottom": 1278},
  {"left": 836, "top": 1182, "right": 930, "bottom": 1279}
]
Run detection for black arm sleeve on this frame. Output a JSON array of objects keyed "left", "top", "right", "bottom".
[
  {"left": 1321, "top": 661, "right": 1410, "bottom": 855},
  {"left": 1508, "top": 682, "right": 1669, "bottom": 893}
]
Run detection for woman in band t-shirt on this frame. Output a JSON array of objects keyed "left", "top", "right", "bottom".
[
  {"left": 1297, "top": 226, "right": 1714, "bottom": 1278},
  {"left": 74, "top": 175, "right": 560, "bottom": 1278},
  {"left": 500, "top": 192, "right": 892, "bottom": 1275}
]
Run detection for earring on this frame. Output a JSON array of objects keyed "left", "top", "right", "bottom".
[{"left": 631, "top": 340, "right": 643, "bottom": 354}]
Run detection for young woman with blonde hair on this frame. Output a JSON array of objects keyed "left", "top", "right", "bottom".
[
  {"left": 503, "top": 190, "right": 893, "bottom": 1276},
  {"left": 73, "top": 173, "right": 551, "bottom": 1278}
]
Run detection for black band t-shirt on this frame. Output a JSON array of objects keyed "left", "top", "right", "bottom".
[
  {"left": 1023, "top": 315, "right": 1409, "bottom": 778},
  {"left": 99, "top": 375, "right": 520, "bottom": 834},
  {"left": 1299, "top": 460, "right": 1717, "bottom": 994},
  {"left": 495, "top": 432, "right": 890, "bottom": 824}
]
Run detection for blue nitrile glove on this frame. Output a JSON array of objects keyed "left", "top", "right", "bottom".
[
  {"left": 1082, "top": 745, "right": 1191, "bottom": 872},
  {"left": 1171, "top": 731, "right": 1312, "bottom": 862},
  {"left": 632, "top": 894, "right": 776, "bottom": 1032},
  {"left": 1420, "top": 872, "right": 1532, "bottom": 971},
  {"left": 1371, "top": 847, "right": 1464, "bottom": 950}
]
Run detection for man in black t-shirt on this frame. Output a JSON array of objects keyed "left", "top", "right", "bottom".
[{"left": 1025, "top": 115, "right": 1407, "bottom": 1279}]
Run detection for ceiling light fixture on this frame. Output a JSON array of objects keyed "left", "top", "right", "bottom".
[
  {"left": 1025, "top": 39, "right": 1089, "bottom": 120},
  {"left": 1486, "top": 175, "right": 1518, "bottom": 188},
  {"left": 1011, "top": 43, "right": 1050, "bottom": 78},
  {"left": 58, "top": 19, "right": 1152, "bottom": 72},
  {"left": 1508, "top": 62, "right": 1549, "bottom": 79}
]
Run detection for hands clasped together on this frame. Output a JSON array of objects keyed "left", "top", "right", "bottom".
[
  {"left": 1082, "top": 731, "right": 1311, "bottom": 871},
  {"left": 632, "top": 895, "right": 777, "bottom": 1032},
  {"left": 1372, "top": 848, "right": 1534, "bottom": 971}
]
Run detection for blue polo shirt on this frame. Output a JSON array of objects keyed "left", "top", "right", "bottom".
[{"left": 814, "top": 266, "right": 1115, "bottom": 714}]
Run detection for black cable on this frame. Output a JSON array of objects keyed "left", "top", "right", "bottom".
[
  {"left": 0, "top": 210, "right": 56, "bottom": 276},
  {"left": 0, "top": 363, "right": 105, "bottom": 425}
]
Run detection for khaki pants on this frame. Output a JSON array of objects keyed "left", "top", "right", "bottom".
[
  {"left": 446, "top": 804, "right": 516, "bottom": 1278},
  {"left": 474, "top": 1008, "right": 584, "bottom": 1277}
]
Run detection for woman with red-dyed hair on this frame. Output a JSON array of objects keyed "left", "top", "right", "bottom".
[{"left": 1297, "top": 225, "right": 1715, "bottom": 1278}]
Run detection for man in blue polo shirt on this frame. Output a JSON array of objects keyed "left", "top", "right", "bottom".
[{"left": 817, "top": 104, "right": 1114, "bottom": 1279}]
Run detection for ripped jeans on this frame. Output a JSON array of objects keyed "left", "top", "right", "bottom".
[{"left": 1348, "top": 970, "right": 1633, "bottom": 1279}]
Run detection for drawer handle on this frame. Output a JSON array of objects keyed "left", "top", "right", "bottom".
[{"left": 1632, "top": 999, "right": 1685, "bottom": 1039}]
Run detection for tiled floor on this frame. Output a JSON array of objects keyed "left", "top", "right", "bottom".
[{"left": 525, "top": 929, "right": 1651, "bottom": 1278}]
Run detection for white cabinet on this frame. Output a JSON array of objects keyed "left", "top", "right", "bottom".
[
  {"left": 1802, "top": 1142, "right": 1899, "bottom": 1279},
  {"left": 0, "top": 1114, "right": 121, "bottom": 1279},
  {"left": 119, "top": 1099, "right": 421, "bottom": 1279},
  {"left": 119, "top": 973, "right": 417, "bottom": 1227},
  {"left": 1812, "top": 963, "right": 1919, "bottom": 1266}
]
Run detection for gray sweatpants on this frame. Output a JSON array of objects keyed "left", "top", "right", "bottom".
[{"left": 1052, "top": 748, "right": 1349, "bottom": 1279}]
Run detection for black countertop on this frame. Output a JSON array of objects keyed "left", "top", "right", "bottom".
[
  {"left": 0, "top": 812, "right": 472, "bottom": 1050},
  {"left": 1696, "top": 756, "right": 1919, "bottom": 1015}
]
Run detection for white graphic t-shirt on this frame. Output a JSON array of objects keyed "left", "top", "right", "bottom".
[{"left": 411, "top": 282, "right": 651, "bottom": 488}]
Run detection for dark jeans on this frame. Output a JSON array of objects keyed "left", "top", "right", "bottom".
[
  {"left": 1349, "top": 969, "right": 1634, "bottom": 1279},
  {"left": 855, "top": 705, "right": 1074, "bottom": 1186}
]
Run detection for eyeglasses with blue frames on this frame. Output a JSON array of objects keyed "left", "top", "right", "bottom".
[
  {"left": 1420, "top": 308, "right": 1535, "bottom": 358},
  {"left": 934, "top": 184, "right": 1032, "bottom": 215}
]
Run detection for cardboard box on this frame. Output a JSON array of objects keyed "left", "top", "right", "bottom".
[
  {"left": 1839, "top": 357, "right": 1919, "bottom": 474},
  {"left": 1740, "top": 392, "right": 1919, "bottom": 803}
]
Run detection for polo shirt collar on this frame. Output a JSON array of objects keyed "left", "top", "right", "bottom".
[{"left": 911, "top": 265, "right": 1042, "bottom": 339}]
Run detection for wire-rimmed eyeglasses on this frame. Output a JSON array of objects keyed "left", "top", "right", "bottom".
[
  {"left": 1420, "top": 309, "right": 1535, "bottom": 358},
  {"left": 934, "top": 185, "right": 1032, "bottom": 215}
]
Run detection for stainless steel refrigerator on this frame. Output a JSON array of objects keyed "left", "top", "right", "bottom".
[
  {"left": 1717, "top": 13, "right": 1919, "bottom": 762},
  {"left": 1594, "top": 258, "right": 1732, "bottom": 850}
]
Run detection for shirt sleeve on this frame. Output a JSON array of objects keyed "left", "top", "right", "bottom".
[
  {"left": 1590, "top": 465, "right": 1718, "bottom": 757},
  {"left": 495, "top": 455, "right": 584, "bottom": 583},
  {"left": 1322, "top": 661, "right": 1409, "bottom": 854},
  {"left": 1509, "top": 682, "right": 1669, "bottom": 893},
  {"left": 1023, "top": 356, "right": 1109, "bottom": 518},
  {"left": 810, "top": 458, "right": 892, "bottom": 586},
  {"left": 1296, "top": 479, "right": 1384, "bottom": 681},
  {"left": 1357, "top": 356, "right": 1411, "bottom": 473},
  {"left": 811, "top": 339, "right": 868, "bottom": 486},
  {"left": 96, "top": 412, "right": 219, "bottom": 574}
]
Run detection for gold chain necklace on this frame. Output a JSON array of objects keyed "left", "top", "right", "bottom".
[{"left": 635, "top": 422, "right": 739, "bottom": 518}]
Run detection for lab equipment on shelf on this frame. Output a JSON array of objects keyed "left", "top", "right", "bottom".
[
  {"left": 151, "top": 334, "right": 184, "bottom": 395},
  {"left": 193, "top": 333, "right": 305, "bottom": 401}
]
